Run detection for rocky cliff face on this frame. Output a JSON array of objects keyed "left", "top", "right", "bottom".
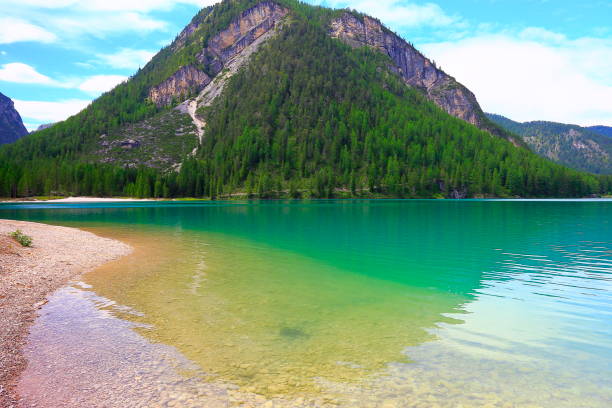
[
  {"left": 149, "top": 65, "right": 211, "bottom": 107},
  {"left": 329, "top": 13, "right": 483, "bottom": 128},
  {"left": 149, "top": 1, "right": 288, "bottom": 107},
  {"left": 0, "top": 92, "right": 28, "bottom": 145},
  {"left": 197, "top": 1, "right": 288, "bottom": 76}
]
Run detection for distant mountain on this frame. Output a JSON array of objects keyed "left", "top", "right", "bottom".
[
  {"left": 0, "top": 92, "right": 28, "bottom": 145},
  {"left": 487, "top": 113, "right": 612, "bottom": 174},
  {"left": 0, "top": 0, "right": 608, "bottom": 199},
  {"left": 587, "top": 126, "right": 612, "bottom": 138},
  {"left": 32, "top": 123, "right": 56, "bottom": 133}
]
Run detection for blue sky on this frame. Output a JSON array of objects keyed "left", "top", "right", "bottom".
[{"left": 1, "top": 0, "right": 611, "bottom": 130}]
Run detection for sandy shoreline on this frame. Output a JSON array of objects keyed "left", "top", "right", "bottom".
[
  {"left": 0, "top": 220, "right": 132, "bottom": 407},
  {"left": 1, "top": 197, "right": 155, "bottom": 203}
]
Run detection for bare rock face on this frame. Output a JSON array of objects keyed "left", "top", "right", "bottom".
[
  {"left": 329, "top": 13, "right": 483, "bottom": 128},
  {"left": 120, "top": 139, "right": 141, "bottom": 149},
  {"left": 0, "top": 92, "right": 28, "bottom": 145},
  {"left": 149, "top": 65, "right": 211, "bottom": 107},
  {"left": 197, "top": 1, "right": 289, "bottom": 76},
  {"left": 149, "top": 1, "right": 288, "bottom": 108}
]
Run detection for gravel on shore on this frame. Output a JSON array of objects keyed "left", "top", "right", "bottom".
[
  {"left": 1, "top": 197, "right": 154, "bottom": 203},
  {"left": 0, "top": 220, "right": 131, "bottom": 407}
]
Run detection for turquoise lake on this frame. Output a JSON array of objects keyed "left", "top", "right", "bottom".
[{"left": 1, "top": 200, "right": 611, "bottom": 407}]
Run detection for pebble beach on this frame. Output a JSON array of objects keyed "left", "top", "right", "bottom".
[{"left": 0, "top": 219, "right": 131, "bottom": 407}]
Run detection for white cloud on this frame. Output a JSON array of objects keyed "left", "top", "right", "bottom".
[
  {"left": 80, "top": 0, "right": 219, "bottom": 12},
  {"left": 8, "top": 0, "right": 77, "bottom": 7},
  {"left": 0, "top": 0, "right": 219, "bottom": 44},
  {"left": 96, "top": 48, "right": 156, "bottom": 69},
  {"left": 75, "top": 62, "right": 94, "bottom": 69},
  {"left": 50, "top": 12, "right": 168, "bottom": 37},
  {"left": 14, "top": 99, "right": 92, "bottom": 123},
  {"left": 23, "top": 123, "right": 41, "bottom": 132},
  {"left": 519, "top": 27, "right": 566, "bottom": 43},
  {"left": 0, "top": 63, "right": 57, "bottom": 85},
  {"left": 422, "top": 31, "right": 612, "bottom": 126},
  {"left": 323, "top": 0, "right": 460, "bottom": 28},
  {"left": 0, "top": 63, "right": 127, "bottom": 95},
  {"left": 0, "top": 17, "right": 57, "bottom": 44},
  {"left": 6, "top": 0, "right": 219, "bottom": 12},
  {"left": 78, "top": 75, "right": 127, "bottom": 94}
]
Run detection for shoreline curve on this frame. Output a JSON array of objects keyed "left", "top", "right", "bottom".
[{"left": 0, "top": 219, "right": 132, "bottom": 407}]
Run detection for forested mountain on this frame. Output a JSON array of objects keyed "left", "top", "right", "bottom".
[
  {"left": 588, "top": 126, "right": 612, "bottom": 138},
  {"left": 0, "top": 92, "right": 28, "bottom": 145},
  {"left": 0, "top": 0, "right": 610, "bottom": 199},
  {"left": 488, "top": 113, "right": 612, "bottom": 175}
]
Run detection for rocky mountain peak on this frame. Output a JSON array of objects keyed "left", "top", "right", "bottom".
[
  {"left": 329, "top": 12, "right": 487, "bottom": 133},
  {"left": 149, "top": 1, "right": 288, "bottom": 108},
  {"left": 0, "top": 92, "right": 28, "bottom": 145}
]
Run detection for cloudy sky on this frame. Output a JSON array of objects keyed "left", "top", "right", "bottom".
[{"left": 1, "top": 0, "right": 611, "bottom": 130}]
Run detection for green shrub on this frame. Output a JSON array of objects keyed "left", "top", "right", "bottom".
[{"left": 11, "top": 230, "right": 33, "bottom": 247}]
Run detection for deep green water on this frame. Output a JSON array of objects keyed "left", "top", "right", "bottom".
[{"left": 2, "top": 200, "right": 611, "bottom": 407}]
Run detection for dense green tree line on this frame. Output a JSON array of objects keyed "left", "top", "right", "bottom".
[
  {"left": 1, "top": 0, "right": 611, "bottom": 199},
  {"left": 0, "top": 159, "right": 222, "bottom": 199}
]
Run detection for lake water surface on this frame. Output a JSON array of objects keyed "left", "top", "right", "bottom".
[{"left": 1, "top": 200, "right": 611, "bottom": 407}]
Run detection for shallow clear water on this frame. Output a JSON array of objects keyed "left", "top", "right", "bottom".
[{"left": 1, "top": 200, "right": 611, "bottom": 407}]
